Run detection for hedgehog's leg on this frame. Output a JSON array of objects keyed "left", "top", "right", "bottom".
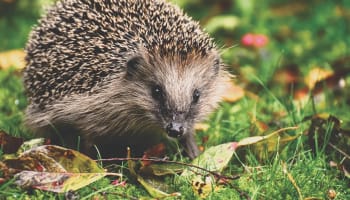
[
  {"left": 25, "top": 106, "right": 83, "bottom": 150},
  {"left": 180, "top": 132, "right": 200, "bottom": 159}
]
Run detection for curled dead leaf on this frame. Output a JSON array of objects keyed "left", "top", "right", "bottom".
[{"left": 2, "top": 145, "right": 114, "bottom": 193}]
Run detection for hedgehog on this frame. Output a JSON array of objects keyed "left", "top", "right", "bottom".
[{"left": 23, "top": 0, "right": 228, "bottom": 159}]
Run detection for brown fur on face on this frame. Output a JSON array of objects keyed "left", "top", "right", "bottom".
[{"left": 25, "top": 48, "right": 228, "bottom": 158}]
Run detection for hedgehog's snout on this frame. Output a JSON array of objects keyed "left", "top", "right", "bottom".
[
  {"left": 164, "top": 111, "right": 187, "bottom": 138},
  {"left": 166, "top": 122, "right": 184, "bottom": 138}
]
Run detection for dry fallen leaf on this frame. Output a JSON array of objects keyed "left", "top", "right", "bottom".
[
  {"left": 222, "top": 81, "right": 244, "bottom": 103},
  {"left": 14, "top": 171, "right": 117, "bottom": 193},
  {"left": 0, "top": 49, "right": 26, "bottom": 70},
  {"left": 2, "top": 145, "right": 118, "bottom": 193},
  {"left": 127, "top": 147, "right": 179, "bottom": 198},
  {"left": 305, "top": 67, "right": 333, "bottom": 89},
  {"left": 182, "top": 142, "right": 238, "bottom": 178},
  {"left": 142, "top": 143, "right": 166, "bottom": 166}
]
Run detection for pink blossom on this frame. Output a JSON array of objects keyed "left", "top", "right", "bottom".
[
  {"left": 241, "top": 33, "right": 255, "bottom": 46},
  {"left": 241, "top": 33, "right": 269, "bottom": 48},
  {"left": 254, "top": 34, "right": 269, "bottom": 48}
]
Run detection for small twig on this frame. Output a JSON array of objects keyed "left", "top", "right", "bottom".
[
  {"left": 328, "top": 143, "right": 350, "bottom": 160},
  {"left": 96, "top": 157, "right": 240, "bottom": 181},
  {"left": 282, "top": 161, "right": 303, "bottom": 200}
]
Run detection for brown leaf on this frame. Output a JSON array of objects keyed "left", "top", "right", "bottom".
[
  {"left": 0, "top": 130, "right": 23, "bottom": 154},
  {"left": 4, "top": 151, "right": 66, "bottom": 173},
  {"left": 253, "top": 120, "right": 270, "bottom": 133},
  {"left": 142, "top": 143, "right": 166, "bottom": 166},
  {"left": 274, "top": 65, "right": 300, "bottom": 85},
  {"left": 294, "top": 87, "right": 309, "bottom": 101}
]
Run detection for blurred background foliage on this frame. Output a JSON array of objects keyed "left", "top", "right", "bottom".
[{"left": 0, "top": 0, "right": 51, "bottom": 51}]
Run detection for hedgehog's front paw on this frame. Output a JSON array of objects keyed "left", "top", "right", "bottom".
[{"left": 180, "top": 133, "right": 200, "bottom": 159}]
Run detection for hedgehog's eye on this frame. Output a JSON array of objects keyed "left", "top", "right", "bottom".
[
  {"left": 152, "top": 85, "right": 163, "bottom": 101},
  {"left": 192, "top": 89, "right": 200, "bottom": 104}
]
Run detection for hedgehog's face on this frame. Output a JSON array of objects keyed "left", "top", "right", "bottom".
[{"left": 125, "top": 51, "right": 224, "bottom": 139}]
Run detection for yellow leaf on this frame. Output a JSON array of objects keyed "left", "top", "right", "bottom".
[
  {"left": 127, "top": 148, "right": 179, "bottom": 198},
  {"left": 137, "top": 175, "right": 174, "bottom": 198},
  {"left": 222, "top": 81, "right": 245, "bottom": 103},
  {"left": 14, "top": 171, "right": 120, "bottom": 193},
  {"left": 192, "top": 175, "right": 219, "bottom": 199},
  {"left": 62, "top": 172, "right": 118, "bottom": 192},
  {"left": 4, "top": 145, "right": 113, "bottom": 192},
  {"left": 194, "top": 123, "right": 210, "bottom": 132},
  {"left": 305, "top": 67, "right": 333, "bottom": 89},
  {"left": 0, "top": 49, "right": 26, "bottom": 70},
  {"left": 21, "top": 145, "right": 105, "bottom": 173}
]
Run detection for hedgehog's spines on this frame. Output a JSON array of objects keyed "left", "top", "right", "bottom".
[
  {"left": 24, "top": 0, "right": 216, "bottom": 107},
  {"left": 24, "top": 0, "right": 229, "bottom": 159}
]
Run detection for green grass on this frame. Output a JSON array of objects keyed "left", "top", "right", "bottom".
[
  {"left": 1, "top": 0, "right": 350, "bottom": 199},
  {"left": 0, "top": 68, "right": 27, "bottom": 137}
]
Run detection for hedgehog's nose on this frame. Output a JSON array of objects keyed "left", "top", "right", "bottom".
[{"left": 166, "top": 122, "right": 184, "bottom": 138}]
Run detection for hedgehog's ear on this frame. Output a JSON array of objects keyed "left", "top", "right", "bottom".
[
  {"left": 213, "top": 58, "right": 220, "bottom": 76},
  {"left": 126, "top": 56, "right": 145, "bottom": 79}
]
